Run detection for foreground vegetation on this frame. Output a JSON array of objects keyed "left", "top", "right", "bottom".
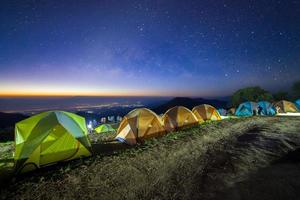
[{"left": 0, "top": 116, "right": 300, "bottom": 200}]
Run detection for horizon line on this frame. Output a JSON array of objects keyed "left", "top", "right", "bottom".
[{"left": 0, "top": 93, "right": 229, "bottom": 99}]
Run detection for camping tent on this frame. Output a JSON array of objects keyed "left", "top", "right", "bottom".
[
  {"left": 115, "top": 108, "right": 165, "bottom": 145},
  {"left": 162, "top": 106, "right": 198, "bottom": 132},
  {"left": 14, "top": 111, "right": 92, "bottom": 173},
  {"left": 295, "top": 99, "right": 300, "bottom": 110},
  {"left": 274, "top": 100, "right": 299, "bottom": 113},
  {"left": 192, "top": 104, "right": 221, "bottom": 121},
  {"left": 218, "top": 108, "right": 227, "bottom": 116},
  {"left": 235, "top": 101, "right": 258, "bottom": 116},
  {"left": 228, "top": 108, "right": 236, "bottom": 115},
  {"left": 257, "top": 101, "right": 276, "bottom": 116},
  {"left": 94, "top": 124, "right": 115, "bottom": 134}
]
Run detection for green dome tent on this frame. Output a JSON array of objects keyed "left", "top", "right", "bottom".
[
  {"left": 14, "top": 111, "right": 92, "bottom": 173},
  {"left": 94, "top": 124, "right": 115, "bottom": 134}
]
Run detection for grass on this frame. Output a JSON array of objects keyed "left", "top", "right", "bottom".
[
  {"left": 0, "top": 141, "right": 14, "bottom": 185},
  {"left": 0, "top": 116, "right": 300, "bottom": 200},
  {"left": 0, "top": 141, "right": 14, "bottom": 169},
  {"left": 89, "top": 130, "right": 117, "bottom": 143}
]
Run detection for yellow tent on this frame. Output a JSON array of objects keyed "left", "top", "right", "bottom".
[
  {"left": 14, "top": 111, "right": 92, "bottom": 173},
  {"left": 192, "top": 104, "right": 221, "bottom": 121},
  {"left": 162, "top": 106, "right": 198, "bottom": 132},
  {"left": 274, "top": 100, "right": 299, "bottom": 113},
  {"left": 115, "top": 108, "right": 165, "bottom": 145}
]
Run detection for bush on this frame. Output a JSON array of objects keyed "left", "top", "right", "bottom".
[
  {"left": 0, "top": 127, "right": 14, "bottom": 142},
  {"left": 273, "top": 91, "right": 289, "bottom": 101},
  {"left": 292, "top": 81, "right": 300, "bottom": 99},
  {"left": 231, "top": 86, "right": 273, "bottom": 107}
]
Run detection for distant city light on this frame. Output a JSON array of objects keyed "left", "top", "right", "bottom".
[{"left": 87, "top": 121, "right": 93, "bottom": 130}]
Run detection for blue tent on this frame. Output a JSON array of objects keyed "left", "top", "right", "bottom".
[
  {"left": 217, "top": 108, "right": 227, "bottom": 116},
  {"left": 235, "top": 101, "right": 258, "bottom": 116},
  {"left": 257, "top": 101, "right": 276, "bottom": 116},
  {"left": 295, "top": 99, "right": 300, "bottom": 110}
]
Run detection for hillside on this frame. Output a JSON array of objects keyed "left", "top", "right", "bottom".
[
  {"left": 153, "top": 97, "right": 228, "bottom": 114},
  {"left": 0, "top": 112, "right": 27, "bottom": 129},
  {"left": 1, "top": 116, "right": 300, "bottom": 200},
  {"left": 0, "top": 112, "right": 28, "bottom": 141}
]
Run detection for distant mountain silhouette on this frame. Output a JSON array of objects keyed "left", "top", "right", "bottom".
[
  {"left": 0, "top": 112, "right": 27, "bottom": 129},
  {"left": 153, "top": 97, "right": 228, "bottom": 114}
]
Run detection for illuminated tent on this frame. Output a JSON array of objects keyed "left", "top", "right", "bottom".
[
  {"left": 115, "top": 108, "right": 165, "bottom": 145},
  {"left": 162, "top": 106, "right": 198, "bottom": 132},
  {"left": 218, "top": 108, "right": 227, "bottom": 116},
  {"left": 274, "top": 100, "right": 299, "bottom": 113},
  {"left": 94, "top": 124, "right": 115, "bottom": 134},
  {"left": 14, "top": 111, "right": 92, "bottom": 173},
  {"left": 192, "top": 104, "right": 221, "bottom": 121},
  {"left": 257, "top": 101, "right": 276, "bottom": 116},
  {"left": 228, "top": 108, "right": 236, "bottom": 115},
  {"left": 235, "top": 101, "right": 258, "bottom": 116},
  {"left": 295, "top": 99, "right": 300, "bottom": 110}
]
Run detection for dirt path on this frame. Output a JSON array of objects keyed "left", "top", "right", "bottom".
[{"left": 1, "top": 117, "right": 300, "bottom": 200}]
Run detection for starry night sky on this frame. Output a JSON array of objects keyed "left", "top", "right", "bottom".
[{"left": 0, "top": 0, "right": 299, "bottom": 97}]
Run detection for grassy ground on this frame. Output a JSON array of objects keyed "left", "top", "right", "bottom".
[
  {"left": 89, "top": 130, "right": 117, "bottom": 143},
  {"left": 0, "top": 116, "right": 300, "bottom": 200}
]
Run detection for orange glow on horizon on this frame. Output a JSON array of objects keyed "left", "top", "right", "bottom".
[
  {"left": 0, "top": 85, "right": 163, "bottom": 97},
  {"left": 0, "top": 85, "right": 210, "bottom": 97},
  {"left": 0, "top": 89, "right": 178, "bottom": 97},
  {"left": 0, "top": 90, "right": 160, "bottom": 97},
  {"left": 0, "top": 89, "right": 201, "bottom": 98}
]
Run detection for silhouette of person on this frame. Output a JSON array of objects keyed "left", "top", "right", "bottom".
[
  {"left": 257, "top": 106, "right": 263, "bottom": 115},
  {"left": 253, "top": 108, "right": 257, "bottom": 115}
]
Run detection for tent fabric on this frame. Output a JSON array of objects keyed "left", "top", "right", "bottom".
[
  {"left": 295, "top": 99, "right": 300, "bottom": 110},
  {"left": 115, "top": 108, "right": 165, "bottom": 145},
  {"left": 274, "top": 100, "right": 299, "bottom": 113},
  {"left": 162, "top": 106, "right": 198, "bottom": 132},
  {"left": 228, "top": 108, "right": 236, "bottom": 115},
  {"left": 257, "top": 101, "right": 276, "bottom": 116},
  {"left": 235, "top": 101, "right": 258, "bottom": 116},
  {"left": 218, "top": 108, "right": 227, "bottom": 116},
  {"left": 192, "top": 104, "right": 221, "bottom": 121},
  {"left": 94, "top": 124, "right": 115, "bottom": 134},
  {"left": 15, "top": 111, "right": 92, "bottom": 173}
]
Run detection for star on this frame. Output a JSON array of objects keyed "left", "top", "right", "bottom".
[{"left": 0, "top": 1, "right": 299, "bottom": 97}]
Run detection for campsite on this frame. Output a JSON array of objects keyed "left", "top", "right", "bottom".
[
  {"left": 1, "top": 95, "right": 300, "bottom": 199},
  {"left": 1, "top": 1, "right": 300, "bottom": 199},
  {"left": 0, "top": 115, "right": 300, "bottom": 200}
]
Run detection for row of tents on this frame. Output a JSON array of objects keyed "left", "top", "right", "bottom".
[
  {"left": 234, "top": 100, "right": 300, "bottom": 117},
  {"left": 13, "top": 100, "right": 300, "bottom": 173},
  {"left": 116, "top": 104, "right": 221, "bottom": 145},
  {"left": 14, "top": 104, "right": 221, "bottom": 173}
]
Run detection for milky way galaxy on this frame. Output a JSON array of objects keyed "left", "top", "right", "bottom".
[{"left": 0, "top": 0, "right": 299, "bottom": 97}]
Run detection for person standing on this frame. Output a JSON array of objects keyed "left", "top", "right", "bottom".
[{"left": 257, "top": 106, "right": 263, "bottom": 115}]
